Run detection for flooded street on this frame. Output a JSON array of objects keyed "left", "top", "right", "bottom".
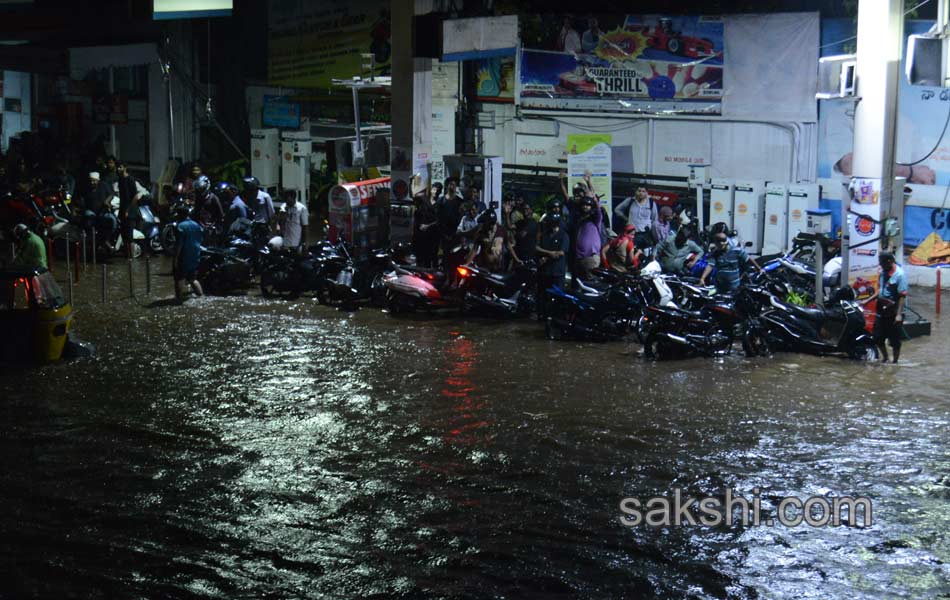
[{"left": 1, "top": 258, "right": 948, "bottom": 599}]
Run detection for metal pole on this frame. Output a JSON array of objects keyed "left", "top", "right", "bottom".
[
  {"left": 109, "top": 66, "right": 118, "bottom": 157},
  {"left": 74, "top": 241, "right": 81, "bottom": 283},
  {"left": 815, "top": 239, "right": 824, "bottom": 308},
  {"left": 81, "top": 231, "right": 87, "bottom": 269},
  {"left": 65, "top": 237, "right": 73, "bottom": 306},
  {"left": 145, "top": 256, "right": 151, "bottom": 296},
  {"left": 92, "top": 228, "right": 97, "bottom": 265},
  {"left": 352, "top": 86, "right": 363, "bottom": 155},
  {"left": 695, "top": 183, "right": 704, "bottom": 234},
  {"left": 127, "top": 259, "right": 134, "bottom": 299},
  {"left": 937, "top": 267, "right": 942, "bottom": 315},
  {"left": 101, "top": 264, "right": 107, "bottom": 303}
]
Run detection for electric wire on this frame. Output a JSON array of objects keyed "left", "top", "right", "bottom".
[
  {"left": 819, "top": 0, "right": 934, "bottom": 50},
  {"left": 896, "top": 97, "right": 950, "bottom": 165}
]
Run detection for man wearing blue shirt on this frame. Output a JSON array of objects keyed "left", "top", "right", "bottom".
[
  {"left": 866, "top": 252, "right": 909, "bottom": 363},
  {"left": 699, "top": 231, "right": 763, "bottom": 294},
  {"left": 174, "top": 208, "right": 204, "bottom": 302}
]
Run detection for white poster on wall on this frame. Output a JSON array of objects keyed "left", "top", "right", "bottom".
[{"left": 432, "top": 105, "right": 455, "bottom": 163}]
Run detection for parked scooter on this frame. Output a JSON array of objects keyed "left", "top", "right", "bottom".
[{"left": 755, "top": 285, "right": 879, "bottom": 360}]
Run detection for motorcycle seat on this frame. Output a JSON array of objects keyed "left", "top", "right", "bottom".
[{"left": 773, "top": 297, "right": 825, "bottom": 322}]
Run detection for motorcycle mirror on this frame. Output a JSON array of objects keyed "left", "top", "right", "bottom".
[{"left": 744, "top": 241, "right": 753, "bottom": 248}]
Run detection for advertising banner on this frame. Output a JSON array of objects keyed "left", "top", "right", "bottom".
[
  {"left": 847, "top": 178, "right": 883, "bottom": 327},
  {"left": 268, "top": 0, "right": 391, "bottom": 89},
  {"left": 476, "top": 57, "right": 515, "bottom": 102},
  {"left": 262, "top": 96, "right": 302, "bottom": 129},
  {"left": 566, "top": 133, "right": 612, "bottom": 209},
  {"left": 519, "top": 15, "right": 724, "bottom": 113},
  {"left": 328, "top": 177, "right": 390, "bottom": 256}
]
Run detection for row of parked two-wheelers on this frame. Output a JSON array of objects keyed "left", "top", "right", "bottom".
[{"left": 210, "top": 230, "right": 877, "bottom": 362}]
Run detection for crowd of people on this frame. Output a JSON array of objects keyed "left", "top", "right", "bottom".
[
  {"left": 409, "top": 171, "right": 766, "bottom": 299},
  {"left": 1, "top": 150, "right": 310, "bottom": 303}
]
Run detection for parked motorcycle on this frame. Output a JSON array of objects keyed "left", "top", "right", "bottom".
[
  {"left": 456, "top": 260, "right": 538, "bottom": 317},
  {"left": 259, "top": 246, "right": 324, "bottom": 299},
  {"left": 196, "top": 246, "right": 255, "bottom": 295},
  {"left": 543, "top": 277, "right": 642, "bottom": 341},
  {"left": 318, "top": 244, "right": 399, "bottom": 309}
]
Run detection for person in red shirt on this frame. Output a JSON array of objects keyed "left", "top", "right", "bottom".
[{"left": 601, "top": 224, "right": 641, "bottom": 273}]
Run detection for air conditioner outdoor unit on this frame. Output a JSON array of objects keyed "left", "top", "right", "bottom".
[
  {"left": 906, "top": 32, "right": 950, "bottom": 87},
  {"left": 816, "top": 54, "right": 856, "bottom": 99}
]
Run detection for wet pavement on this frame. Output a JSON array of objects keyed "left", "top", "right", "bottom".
[{"left": 1, "top": 256, "right": 948, "bottom": 599}]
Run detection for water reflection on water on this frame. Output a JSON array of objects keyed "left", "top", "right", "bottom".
[{"left": 0, "top": 262, "right": 947, "bottom": 598}]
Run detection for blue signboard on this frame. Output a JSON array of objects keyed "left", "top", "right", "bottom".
[{"left": 262, "top": 96, "right": 302, "bottom": 129}]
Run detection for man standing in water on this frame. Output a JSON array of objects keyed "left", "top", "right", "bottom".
[
  {"left": 173, "top": 207, "right": 204, "bottom": 302},
  {"left": 864, "top": 252, "right": 908, "bottom": 363}
]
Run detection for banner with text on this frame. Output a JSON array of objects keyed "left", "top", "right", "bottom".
[
  {"left": 567, "top": 133, "right": 612, "bottom": 209},
  {"left": 519, "top": 15, "right": 724, "bottom": 113},
  {"left": 268, "top": 0, "right": 390, "bottom": 89}
]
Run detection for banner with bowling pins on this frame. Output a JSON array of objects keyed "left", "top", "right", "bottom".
[{"left": 518, "top": 15, "right": 724, "bottom": 114}]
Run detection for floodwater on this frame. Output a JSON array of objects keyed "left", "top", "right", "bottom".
[{"left": 1, "top": 257, "right": 948, "bottom": 599}]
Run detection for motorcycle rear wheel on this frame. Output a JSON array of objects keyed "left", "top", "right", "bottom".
[
  {"left": 149, "top": 236, "right": 164, "bottom": 254},
  {"left": 742, "top": 326, "right": 772, "bottom": 357},
  {"left": 849, "top": 342, "right": 880, "bottom": 362}
]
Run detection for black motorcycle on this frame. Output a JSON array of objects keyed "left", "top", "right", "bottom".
[
  {"left": 754, "top": 286, "right": 879, "bottom": 360},
  {"left": 456, "top": 260, "right": 538, "bottom": 317},
  {"left": 639, "top": 285, "right": 773, "bottom": 360},
  {"left": 314, "top": 242, "right": 397, "bottom": 308},
  {"left": 196, "top": 246, "right": 255, "bottom": 294},
  {"left": 543, "top": 277, "right": 643, "bottom": 341},
  {"left": 259, "top": 246, "right": 324, "bottom": 299}
]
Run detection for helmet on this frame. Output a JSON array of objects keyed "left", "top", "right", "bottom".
[
  {"left": 12, "top": 223, "right": 29, "bottom": 241},
  {"left": 546, "top": 199, "right": 562, "bottom": 212},
  {"left": 572, "top": 183, "right": 586, "bottom": 195},
  {"left": 581, "top": 196, "right": 596, "bottom": 208},
  {"left": 242, "top": 175, "right": 260, "bottom": 189},
  {"left": 193, "top": 175, "right": 211, "bottom": 194},
  {"left": 174, "top": 205, "right": 193, "bottom": 221},
  {"left": 215, "top": 181, "right": 231, "bottom": 195},
  {"left": 544, "top": 214, "right": 562, "bottom": 229}
]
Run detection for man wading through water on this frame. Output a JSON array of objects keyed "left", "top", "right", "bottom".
[{"left": 864, "top": 252, "right": 909, "bottom": 363}]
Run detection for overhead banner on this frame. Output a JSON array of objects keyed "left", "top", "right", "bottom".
[
  {"left": 566, "top": 133, "right": 612, "bottom": 209},
  {"left": 268, "top": 0, "right": 391, "bottom": 89},
  {"left": 519, "top": 15, "right": 724, "bottom": 114}
]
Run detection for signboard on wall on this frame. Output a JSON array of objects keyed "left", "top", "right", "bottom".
[
  {"left": 518, "top": 15, "right": 724, "bottom": 114},
  {"left": 268, "top": 0, "right": 391, "bottom": 89},
  {"left": 566, "top": 133, "right": 612, "bottom": 208},
  {"left": 476, "top": 57, "right": 515, "bottom": 102},
  {"left": 262, "top": 96, "right": 302, "bottom": 128}
]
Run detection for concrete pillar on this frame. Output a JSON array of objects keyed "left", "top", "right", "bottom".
[
  {"left": 390, "top": 0, "right": 433, "bottom": 242},
  {"left": 845, "top": 0, "right": 903, "bottom": 312}
]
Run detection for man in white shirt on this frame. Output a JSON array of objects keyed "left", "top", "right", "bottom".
[{"left": 279, "top": 191, "right": 309, "bottom": 251}]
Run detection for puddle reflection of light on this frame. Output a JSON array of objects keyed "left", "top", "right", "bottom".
[{"left": 438, "top": 337, "right": 493, "bottom": 446}]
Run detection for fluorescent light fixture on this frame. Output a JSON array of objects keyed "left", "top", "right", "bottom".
[{"left": 153, "top": 0, "right": 232, "bottom": 20}]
